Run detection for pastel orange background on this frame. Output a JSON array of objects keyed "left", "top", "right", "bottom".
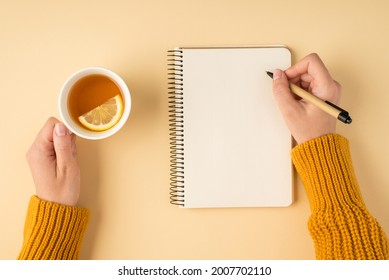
[{"left": 1, "top": 0, "right": 388, "bottom": 259}]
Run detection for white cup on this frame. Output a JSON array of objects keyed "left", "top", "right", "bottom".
[{"left": 59, "top": 67, "right": 131, "bottom": 140}]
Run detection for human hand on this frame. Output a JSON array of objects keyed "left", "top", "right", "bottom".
[
  {"left": 272, "top": 53, "right": 342, "bottom": 144},
  {"left": 26, "top": 117, "right": 80, "bottom": 206}
]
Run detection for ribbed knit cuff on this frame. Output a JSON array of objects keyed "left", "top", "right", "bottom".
[
  {"left": 291, "top": 134, "right": 364, "bottom": 213},
  {"left": 291, "top": 134, "right": 389, "bottom": 259},
  {"left": 18, "top": 195, "right": 90, "bottom": 260}
]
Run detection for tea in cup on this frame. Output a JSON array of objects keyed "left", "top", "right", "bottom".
[{"left": 59, "top": 67, "right": 131, "bottom": 140}]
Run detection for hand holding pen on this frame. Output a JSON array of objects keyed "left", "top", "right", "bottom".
[{"left": 270, "top": 53, "right": 350, "bottom": 144}]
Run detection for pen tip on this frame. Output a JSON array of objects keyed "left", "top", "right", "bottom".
[{"left": 266, "top": 71, "right": 273, "bottom": 79}]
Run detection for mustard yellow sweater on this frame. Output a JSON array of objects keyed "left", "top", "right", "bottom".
[
  {"left": 18, "top": 195, "right": 90, "bottom": 260},
  {"left": 18, "top": 134, "right": 388, "bottom": 259},
  {"left": 292, "top": 134, "right": 389, "bottom": 259}
]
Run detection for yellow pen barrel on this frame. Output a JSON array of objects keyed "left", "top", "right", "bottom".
[{"left": 289, "top": 83, "right": 340, "bottom": 118}]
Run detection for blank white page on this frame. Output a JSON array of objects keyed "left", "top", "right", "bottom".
[{"left": 181, "top": 46, "right": 292, "bottom": 208}]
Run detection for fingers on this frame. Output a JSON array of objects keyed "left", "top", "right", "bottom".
[
  {"left": 272, "top": 69, "right": 302, "bottom": 119},
  {"left": 26, "top": 117, "right": 77, "bottom": 173},
  {"left": 285, "top": 53, "right": 326, "bottom": 77},
  {"left": 53, "top": 122, "right": 77, "bottom": 173},
  {"left": 285, "top": 53, "right": 333, "bottom": 86},
  {"left": 34, "top": 117, "right": 58, "bottom": 148},
  {"left": 285, "top": 53, "right": 342, "bottom": 102},
  {"left": 26, "top": 117, "right": 59, "bottom": 166}
]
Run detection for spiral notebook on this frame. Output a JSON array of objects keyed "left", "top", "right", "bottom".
[{"left": 168, "top": 46, "right": 292, "bottom": 208}]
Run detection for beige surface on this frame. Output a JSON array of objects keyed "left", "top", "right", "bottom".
[{"left": 1, "top": 0, "right": 388, "bottom": 260}]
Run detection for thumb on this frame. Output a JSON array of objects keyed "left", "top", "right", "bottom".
[
  {"left": 53, "top": 123, "right": 76, "bottom": 172},
  {"left": 272, "top": 69, "right": 301, "bottom": 117}
]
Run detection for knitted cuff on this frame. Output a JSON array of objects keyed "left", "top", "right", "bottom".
[
  {"left": 292, "top": 134, "right": 389, "bottom": 259},
  {"left": 291, "top": 134, "right": 364, "bottom": 212},
  {"left": 18, "top": 195, "right": 90, "bottom": 260}
]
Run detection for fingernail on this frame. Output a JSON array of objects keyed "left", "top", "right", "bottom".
[
  {"left": 273, "top": 69, "right": 282, "bottom": 80},
  {"left": 55, "top": 123, "right": 67, "bottom": 137}
]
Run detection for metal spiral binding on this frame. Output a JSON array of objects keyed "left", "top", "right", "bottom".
[{"left": 168, "top": 49, "right": 185, "bottom": 206}]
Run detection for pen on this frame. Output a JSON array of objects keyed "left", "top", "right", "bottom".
[{"left": 266, "top": 71, "right": 352, "bottom": 124}]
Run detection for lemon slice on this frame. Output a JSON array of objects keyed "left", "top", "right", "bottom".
[{"left": 78, "top": 94, "right": 124, "bottom": 131}]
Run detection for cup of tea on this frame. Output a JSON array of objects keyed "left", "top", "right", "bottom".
[{"left": 59, "top": 67, "right": 131, "bottom": 140}]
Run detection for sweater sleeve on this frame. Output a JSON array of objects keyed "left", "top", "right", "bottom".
[
  {"left": 17, "top": 195, "right": 90, "bottom": 260},
  {"left": 291, "top": 134, "right": 389, "bottom": 259}
]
